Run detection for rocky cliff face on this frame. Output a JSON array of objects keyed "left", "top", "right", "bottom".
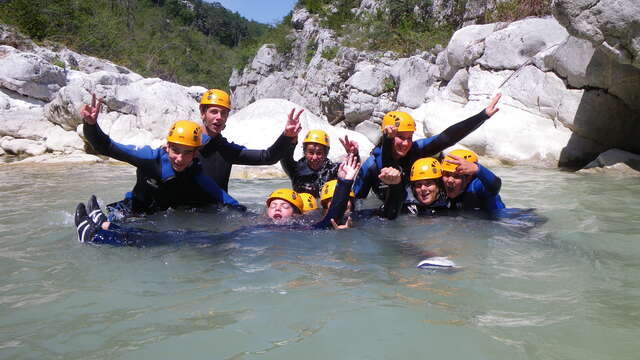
[
  {"left": 0, "top": 23, "right": 368, "bottom": 166},
  {"left": 229, "top": 0, "right": 640, "bottom": 171},
  {"left": 1, "top": 0, "right": 639, "bottom": 173}
]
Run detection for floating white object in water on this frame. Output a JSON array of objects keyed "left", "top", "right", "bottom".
[{"left": 417, "top": 257, "right": 457, "bottom": 270}]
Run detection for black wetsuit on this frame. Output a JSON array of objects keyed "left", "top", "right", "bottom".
[
  {"left": 199, "top": 133, "right": 294, "bottom": 191},
  {"left": 280, "top": 147, "right": 340, "bottom": 197},
  {"left": 83, "top": 123, "right": 240, "bottom": 219}
]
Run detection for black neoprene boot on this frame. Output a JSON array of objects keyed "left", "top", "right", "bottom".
[
  {"left": 87, "top": 195, "right": 108, "bottom": 226},
  {"left": 75, "top": 203, "right": 98, "bottom": 243}
]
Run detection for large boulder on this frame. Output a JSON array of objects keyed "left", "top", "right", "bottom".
[
  {"left": 440, "top": 23, "right": 501, "bottom": 80},
  {"left": 553, "top": 0, "right": 640, "bottom": 69},
  {"left": 413, "top": 95, "right": 572, "bottom": 165},
  {"left": 478, "top": 17, "right": 569, "bottom": 70},
  {"left": 0, "top": 46, "right": 67, "bottom": 101},
  {"left": 0, "top": 88, "right": 51, "bottom": 140},
  {"left": 45, "top": 74, "right": 206, "bottom": 147},
  {"left": 223, "top": 98, "right": 374, "bottom": 163},
  {"left": 581, "top": 148, "right": 640, "bottom": 173},
  {"left": 391, "top": 56, "right": 439, "bottom": 108},
  {"left": 0, "top": 136, "right": 47, "bottom": 156}
]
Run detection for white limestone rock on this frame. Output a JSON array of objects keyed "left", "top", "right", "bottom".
[
  {"left": 17, "top": 152, "right": 103, "bottom": 164},
  {"left": 441, "top": 23, "right": 500, "bottom": 80},
  {"left": 345, "top": 64, "right": 389, "bottom": 97},
  {"left": 0, "top": 46, "right": 67, "bottom": 101},
  {"left": 0, "top": 88, "right": 52, "bottom": 140},
  {"left": 43, "top": 125, "right": 84, "bottom": 152},
  {"left": 223, "top": 98, "right": 374, "bottom": 163},
  {"left": 478, "top": 17, "right": 569, "bottom": 70},
  {"left": 553, "top": 0, "right": 640, "bottom": 69},
  {"left": 391, "top": 56, "right": 440, "bottom": 108},
  {"left": 0, "top": 136, "right": 48, "bottom": 156},
  {"left": 544, "top": 36, "right": 640, "bottom": 112},
  {"left": 412, "top": 96, "right": 572, "bottom": 165},
  {"left": 354, "top": 119, "right": 382, "bottom": 145}
]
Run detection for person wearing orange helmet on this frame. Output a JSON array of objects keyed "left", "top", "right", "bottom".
[
  {"left": 440, "top": 149, "right": 505, "bottom": 211},
  {"left": 353, "top": 94, "right": 501, "bottom": 202},
  {"left": 79, "top": 94, "right": 241, "bottom": 222},
  {"left": 197, "top": 89, "right": 302, "bottom": 192},
  {"left": 280, "top": 128, "right": 360, "bottom": 198}
]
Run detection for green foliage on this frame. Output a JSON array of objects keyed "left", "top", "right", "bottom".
[
  {"left": 52, "top": 57, "right": 65, "bottom": 69},
  {"left": 306, "top": 40, "right": 318, "bottom": 64},
  {"left": 321, "top": 46, "right": 338, "bottom": 60},
  {"left": 485, "top": 0, "right": 551, "bottom": 23},
  {"left": 0, "top": 0, "right": 273, "bottom": 89},
  {"left": 298, "top": 0, "right": 325, "bottom": 14},
  {"left": 294, "top": 0, "right": 454, "bottom": 56},
  {"left": 383, "top": 76, "right": 396, "bottom": 93}
]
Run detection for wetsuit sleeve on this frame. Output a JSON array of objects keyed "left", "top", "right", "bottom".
[
  {"left": 83, "top": 123, "right": 156, "bottom": 167},
  {"left": 279, "top": 144, "right": 297, "bottom": 178},
  {"left": 194, "top": 172, "right": 246, "bottom": 210},
  {"left": 313, "top": 178, "right": 353, "bottom": 229},
  {"left": 218, "top": 134, "right": 294, "bottom": 165},
  {"left": 414, "top": 110, "right": 490, "bottom": 156},
  {"left": 475, "top": 163, "right": 502, "bottom": 196},
  {"left": 381, "top": 136, "right": 397, "bottom": 168},
  {"left": 380, "top": 183, "right": 406, "bottom": 220},
  {"left": 353, "top": 155, "right": 377, "bottom": 199}
]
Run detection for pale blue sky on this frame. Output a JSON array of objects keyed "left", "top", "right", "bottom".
[{"left": 208, "top": 0, "right": 299, "bottom": 24}]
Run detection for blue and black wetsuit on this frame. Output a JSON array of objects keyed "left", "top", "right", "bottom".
[
  {"left": 448, "top": 164, "right": 505, "bottom": 211},
  {"left": 83, "top": 123, "right": 240, "bottom": 219},
  {"left": 85, "top": 178, "right": 354, "bottom": 247},
  {"left": 198, "top": 133, "right": 294, "bottom": 192},
  {"left": 280, "top": 147, "right": 340, "bottom": 198},
  {"left": 354, "top": 109, "right": 490, "bottom": 201}
]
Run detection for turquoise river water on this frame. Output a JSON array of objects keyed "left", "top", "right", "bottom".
[{"left": 0, "top": 163, "right": 639, "bottom": 359}]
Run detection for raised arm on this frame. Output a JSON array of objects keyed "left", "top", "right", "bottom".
[
  {"left": 415, "top": 94, "right": 501, "bottom": 156},
  {"left": 216, "top": 108, "right": 303, "bottom": 165},
  {"left": 81, "top": 93, "right": 157, "bottom": 166},
  {"left": 316, "top": 154, "right": 360, "bottom": 229}
]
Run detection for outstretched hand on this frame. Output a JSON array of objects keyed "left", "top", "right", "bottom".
[
  {"left": 80, "top": 93, "right": 103, "bottom": 125},
  {"left": 447, "top": 154, "right": 479, "bottom": 175},
  {"left": 339, "top": 135, "right": 359, "bottom": 156},
  {"left": 378, "top": 166, "right": 401, "bottom": 185},
  {"left": 284, "top": 108, "right": 303, "bottom": 138},
  {"left": 485, "top": 93, "right": 501, "bottom": 117},
  {"left": 337, "top": 153, "right": 361, "bottom": 181},
  {"left": 382, "top": 125, "right": 397, "bottom": 139},
  {"left": 331, "top": 216, "right": 352, "bottom": 230}
]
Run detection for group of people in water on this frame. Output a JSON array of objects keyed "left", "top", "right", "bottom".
[{"left": 74, "top": 88, "right": 504, "bottom": 252}]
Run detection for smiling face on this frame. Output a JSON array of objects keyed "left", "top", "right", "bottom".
[
  {"left": 442, "top": 171, "right": 471, "bottom": 199},
  {"left": 392, "top": 131, "right": 413, "bottom": 159},
  {"left": 200, "top": 104, "right": 230, "bottom": 137},
  {"left": 304, "top": 143, "right": 328, "bottom": 171},
  {"left": 412, "top": 179, "right": 439, "bottom": 206},
  {"left": 267, "top": 199, "right": 296, "bottom": 223},
  {"left": 167, "top": 142, "right": 198, "bottom": 172}
]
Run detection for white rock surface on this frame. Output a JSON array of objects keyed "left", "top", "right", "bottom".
[
  {"left": 223, "top": 98, "right": 374, "bottom": 163},
  {"left": 0, "top": 136, "right": 47, "bottom": 156},
  {"left": 412, "top": 96, "right": 572, "bottom": 165},
  {"left": 553, "top": 0, "right": 640, "bottom": 69},
  {"left": 0, "top": 46, "right": 67, "bottom": 101},
  {"left": 478, "top": 17, "right": 569, "bottom": 70},
  {"left": 17, "top": 152, "right": 103, "bottom": 164}
]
